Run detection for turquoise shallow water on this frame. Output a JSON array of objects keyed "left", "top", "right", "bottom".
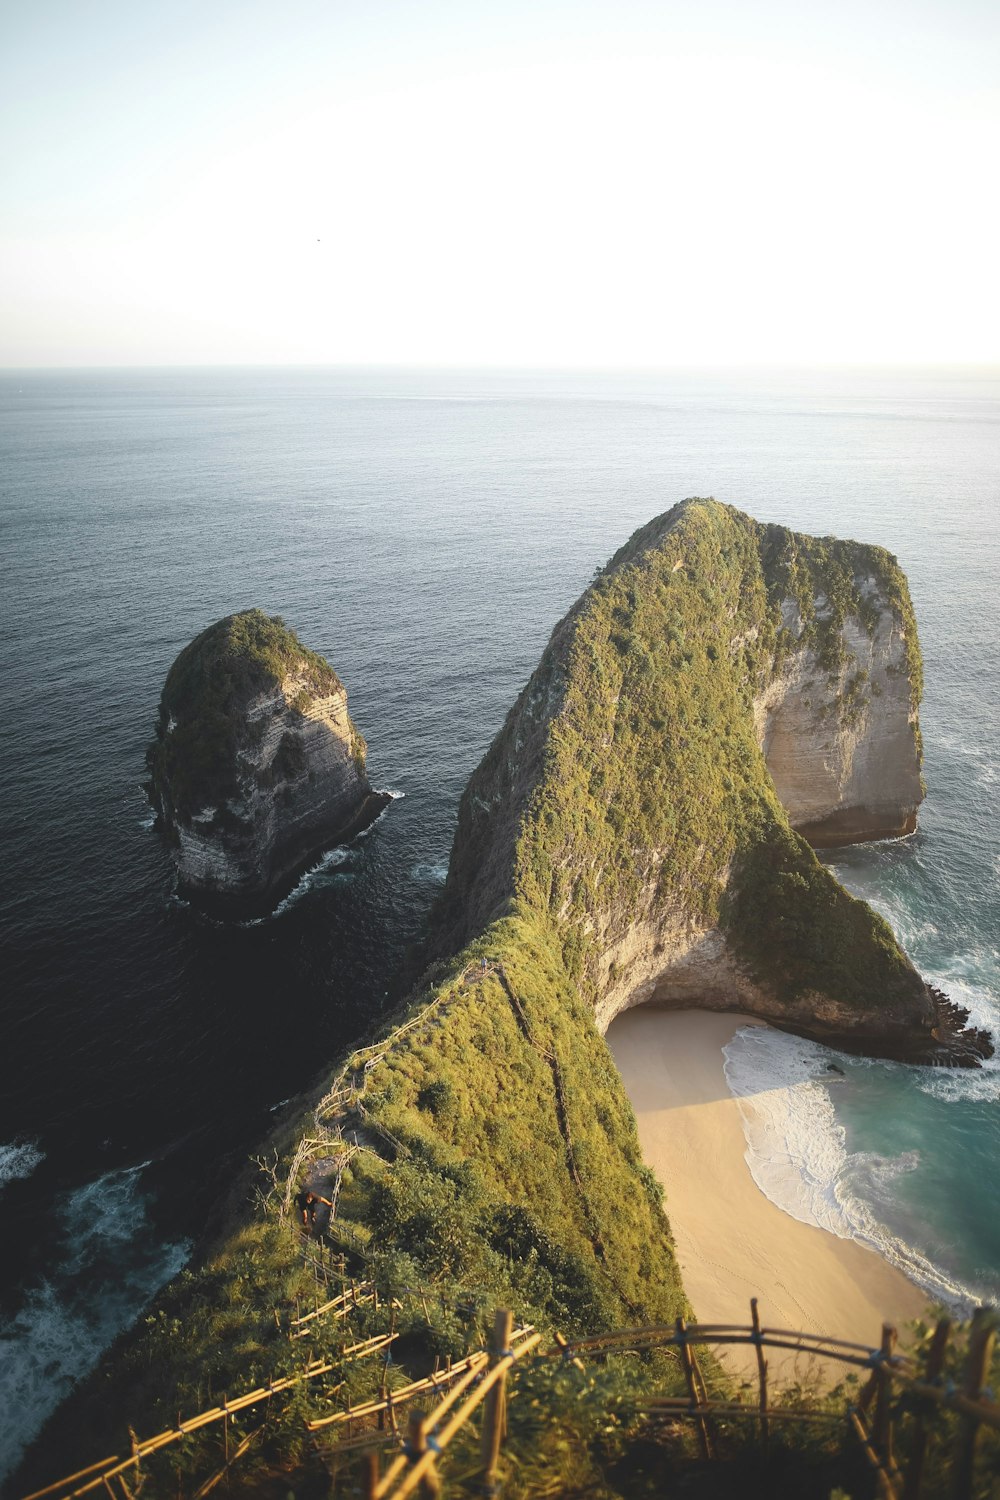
[{"left": 1, "top": 364, "right": 997, "bottom": 1472}]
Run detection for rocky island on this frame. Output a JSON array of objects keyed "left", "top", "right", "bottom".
[
  {"left": 147, "top": 610, "right": 387, "bottom": 914},
  {"left": 22, "top": 502, "right": 992, "bottom": 1497}
]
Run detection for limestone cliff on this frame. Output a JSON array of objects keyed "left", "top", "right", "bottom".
[
  {"left": 17, "top": 504, "right": 993, "bottom": 1499},
  {"left": 147, "top": 610, "right": 386, "bottom": 913},
  {"left": 432, "top": 500, "right": 988, "bottom": 1065}
]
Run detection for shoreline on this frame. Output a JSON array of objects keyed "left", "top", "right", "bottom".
[{"left": 607, "top": 1008, "right": 927, "bottom": 1384}]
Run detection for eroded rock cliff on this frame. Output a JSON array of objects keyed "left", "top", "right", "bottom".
[
  {"left": 147, "top": 610, "right": 386, "bottom": 913},
  {"left": 432, "top": 499, "right": 988, "bottom": 1065}
]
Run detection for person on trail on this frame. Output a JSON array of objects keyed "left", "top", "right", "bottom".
[
  {"left": 295, "top": 1187, "right": 316, "bottom": 1227},
  {"left": 295, "top": 1185, "right": 335, "bottom": 1229}
]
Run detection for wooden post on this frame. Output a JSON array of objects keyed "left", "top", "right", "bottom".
[
  {"left": 407, "top": 1410, "right": 441, "bottom": 1498},
  {"left": 378, "top": 1382, "right": 387, "bottom": 1432},
  {"left": 676, "top": 1317, "right": 711, "bottom": 1461},
  {"left": 554, "top": 1331, "right": 585, "bottom": 1373},
  {"left": 873, "top": 1323, "right": 897, "bottom": 1469},
  {"left": 479, "top": 1309, "right": 514, "bottom": 1495},
  {"left": 750, "top": 1299, "right": 769, "bottom": 1452},
  {"left": 364, "top": 1449, "right": 381, "bottom": 1500},
  {"left": 903, "top": 1317, "right": 950, "bottom": 1500},
  {"left": 952, "top": 1308, "right": 997, "bottom": 1500}
]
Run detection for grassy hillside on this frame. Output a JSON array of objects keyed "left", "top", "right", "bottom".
[
  {"left": 22, "top": 502, "right": 943, "bottom": 1497},
  {"left": 435, "top": 497, "right": 926, "bottom": 1024}
]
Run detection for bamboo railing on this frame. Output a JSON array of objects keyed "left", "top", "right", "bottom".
[
  {"left": 25, "top": 1300, "right": 1000, "bottom": 1500},
  {"left": 26, "top": 947, "right": 1000, "bottom": 1500},
  {"left": 22, "top": 1336, "right": 397, "bottom": 1500},
  {"left": 347, "top": 1304, "right": 1000, "bottom": 1500}
]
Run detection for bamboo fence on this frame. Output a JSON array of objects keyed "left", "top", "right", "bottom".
[{"left": 25, "top": 1301, "right": 1000, "bottom": 1500}]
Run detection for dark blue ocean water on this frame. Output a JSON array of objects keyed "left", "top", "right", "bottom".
[{"left": 1, "top": 365, "right": 998, "bottom": 1476}]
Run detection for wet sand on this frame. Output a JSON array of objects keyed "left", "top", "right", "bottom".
[{"left": 607, "top": 1008, "right": 926, "bottom": 1384}]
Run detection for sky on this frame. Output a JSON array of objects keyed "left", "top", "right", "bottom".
[{"left": 1, "top": 0, "right": 997, "bottom": 366}]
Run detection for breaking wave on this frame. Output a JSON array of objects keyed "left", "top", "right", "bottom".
[
  {"left": 0, "top": 1140, "right": 45, "bottom": 1192},
  {"left": 0, "top": 1164, "right": 189, "bottom": 1481},
  {"left": 722, "top": 1027, "right": 982, "bottom": 1313}
]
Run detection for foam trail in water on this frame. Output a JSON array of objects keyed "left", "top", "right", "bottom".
[
  {"left": 722, "top": 1027, "right": 980, "bottom": 1313},
  {"left": 0, "top": 1140, "right": 45, "bottom": 1190},
  {"left": 255, "top": 846, "right": 352, "bottom": 922},
  {"left": 0, "top": 1164, "right": 189, "bottom": 1481},
  {"left": 240, "top": 789, "right": 405, "bottom": 924}
]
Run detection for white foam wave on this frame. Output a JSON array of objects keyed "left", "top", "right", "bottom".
[
  {"left": 828, "top": 867, "right": 1000, "bottom": 1105},
  {"left": 411, "top": 861, "right": 448, "bottom": 884},
  {"left": 914, "top": 971, "right": 1000, "bottom": 1104},
  {"left": 255, "top": 845, "right": 353, "bottom": 922},
  {"left": 0, "top": 1140, "right": 45, "bottom": 1190},
  {"left": 723, "top": 1027, "right": 980, "bottom": 1313},
  {"left": 0, "top": 1164, "right": 189, "bottom": 1481}
]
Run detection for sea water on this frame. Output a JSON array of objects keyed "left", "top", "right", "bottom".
[{"left": 1, "top": 365, "right": 997, "bottom": 1476}]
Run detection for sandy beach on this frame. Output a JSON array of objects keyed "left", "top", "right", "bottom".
[{"left": 607, "top": 1008, "right": 926, "bottom": 1384}]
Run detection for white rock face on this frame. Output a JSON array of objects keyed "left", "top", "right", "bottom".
[
  {"left": 590, "top": 592, "right": 924, "bottom": 1035},
  {"left": 755, "top": 592, "right": 922, "bottom": 845},
  {"left": 156, "top": 666, "right": 384, "bottom": 912}
]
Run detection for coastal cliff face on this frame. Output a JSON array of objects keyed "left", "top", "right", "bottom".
[
  {"left": 21, "top": 503, "right": 990, "bottom": 1496},
  {"left": 147, "top": 611, "right": 385, "bottom": 913},
  {"left": 756, "top": 594, "right": 922, "bottom": 846},
  {"left": 433, "top": 500, "right": 985, "bottom": 1065}
]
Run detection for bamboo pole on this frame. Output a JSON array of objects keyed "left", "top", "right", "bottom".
[
  {"left": 850, "top": 1408, "right": 901, "bottom": 1500},
  {"left": 675, "top": 1318, "right": 711, "bottom": 1461},
  {"left": 479, "top": 1310, "right": 514, "bottom": 1496},
  {"left": 555, "top": 1322, "right": 878, "bottom": 1358},
  {"left": 902, "top": 1316, "right": 950, "bottom": 1500},
  {"left": 404, "top": 1411, "right": 440, "bottom": 1499},
  {"left": 374, "top": 1357, "right": 492, "bottom": 1498},
  {"left": 554, "top": 1330, "right": 585, "bottom": 1373},
  {"left": 191, "top": 1424, "right": 262, "bottom": 1499},
  {"left": 307, "top": 1352, "right": 489, "bottom": 1430},
  {"left": 951, "top": 1308, "right": 997, "bottom": 1500},
  {"left": 641, "top": 1399, "right": 844, "bottom": 1424},
  {"left": 873, "top": 1323, "right": 897, "bottom": 1474},
  {"left": 22, "top": 1458, "right": 121, "bottom": 1500},
  {"left": 380, "top": 1333, "right": 542, "bottom": 1500},
  {"left": 750, "top": 1298, "right": 769, "bottom": 1451},
  {"left": 51, "top": 1359, "right": 341, "bottom": 1496}
]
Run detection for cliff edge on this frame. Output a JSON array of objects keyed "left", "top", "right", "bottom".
[
  {"left": 147, "top": 610, "right": 386, "bottom": 914},
  {"left": 19, "top": 504, "right": 991, "bottom": 1497},
  {"left": 432, "top": 499, "right": 987, "bottom": 1064}
]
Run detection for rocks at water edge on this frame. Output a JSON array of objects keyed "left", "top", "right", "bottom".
[{"left": 146, "top": 610, "right": 387, "bottom": 914}]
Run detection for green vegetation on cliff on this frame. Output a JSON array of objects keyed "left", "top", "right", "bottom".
[
  {"left": 26, "top": 503, "right": 937, "bottom": 1496},
  {"left": 147, "top": 609, "right": 343, "bottom": 819},
  {"left": 436, "top": 498, "right": 924, "bottom": 1018}
]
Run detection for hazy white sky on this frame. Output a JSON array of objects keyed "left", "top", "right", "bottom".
[{"left": 1, "top": 0, "right": 997, "bottom": 366}]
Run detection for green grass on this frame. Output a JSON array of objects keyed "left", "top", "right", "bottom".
[
  {"left": 23, "top": 502, "right": 937, "bottom": 1497},
  {"left": 436, "top": 497, "right": 925, "bottom": 1014}
]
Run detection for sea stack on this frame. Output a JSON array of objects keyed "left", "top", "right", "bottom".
[{"left": 147, "top": 610, "right": 387, "bottom": 914}]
